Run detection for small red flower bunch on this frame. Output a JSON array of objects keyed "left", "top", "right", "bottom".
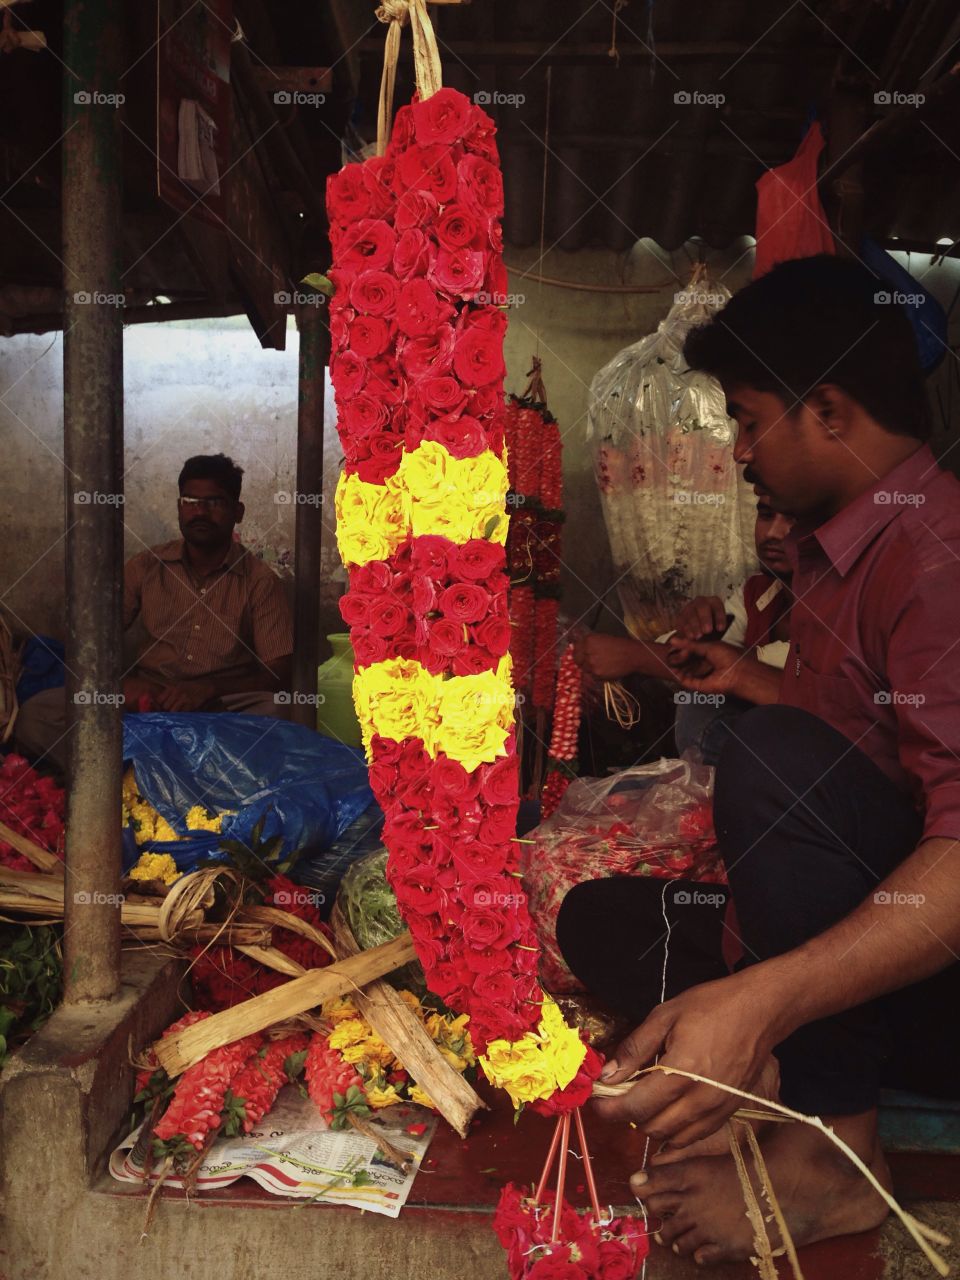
[
  {"left": 0, "top": 753, "right": 65, "bottom": 871},
  {"left": 223, "top": 1033, "right": 309, "bottom": 1136},
  {"left": 153, "top": 1031, "right": 263, "bottom": 1154},
  {"left": 494, "top": 1183, "right": 649, "bottom": 1280}
]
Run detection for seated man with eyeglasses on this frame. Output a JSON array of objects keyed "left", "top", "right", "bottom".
[{"left": 16, "top": 454, "right": 293, "bottom": 771}]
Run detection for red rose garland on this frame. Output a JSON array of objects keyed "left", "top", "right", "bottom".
[{"left": 329, "top": 85, "right": 599, "bottom": 1098}]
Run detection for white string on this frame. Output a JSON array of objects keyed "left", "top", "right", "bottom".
[{"left": 636, "top": 879, "right": 674, "bottom": 1279}]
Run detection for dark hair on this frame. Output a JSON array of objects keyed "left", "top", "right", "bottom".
[
  {"left": 178, "top": 453, "right": 244, "bottom": 500},
  {"left": 683, "top": 255, "right": 931, "bottom": 440}
]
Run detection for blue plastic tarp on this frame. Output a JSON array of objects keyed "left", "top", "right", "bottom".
[{"left": 121, "top": 713, "right": 373, "bottom": 873}]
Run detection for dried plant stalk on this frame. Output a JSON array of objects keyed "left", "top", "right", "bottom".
[
  {"left": 153, "top": 933, "right": 418, "bottom": 1076},
  {"left": 0, "top": 820, "right": 62, "bottom": 874},
  {"left": 330, "top": 903, "right": 486, "bottom": 1138}
]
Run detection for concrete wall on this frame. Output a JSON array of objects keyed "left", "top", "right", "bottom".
[{"left": 1, "top": 240, "right": 958, "bottom": 651}]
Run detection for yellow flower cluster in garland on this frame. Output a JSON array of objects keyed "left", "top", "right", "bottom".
[
  {"left": 128, "top": 851, "right": 181, "bottom": 886},
  {"left": 335, "top": 442, "right": 509, "bottom": 567},
  {"left": 121, "top": 766, "right": 232, "bottom": 847},
  {"left": 323, "top": 991, "right": 475, "bottom": 1112},
  {"left": 352, "top": 655, "right": 515, "bottom": 772},
  {"left": 479, "top": 996, "right": 588, "bottom": 1109}
]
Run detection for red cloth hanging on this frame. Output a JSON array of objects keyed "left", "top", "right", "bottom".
[{"left": 753, "top": 121, "right": 836, "bottom": 279}]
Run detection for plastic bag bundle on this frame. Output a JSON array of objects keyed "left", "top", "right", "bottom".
[
  {"left": 520, "top": 759, "right": 726, "bottom": 993},
  {"left": 587, "top": 275, "right": 758, "bottom": 638},
  {"left": 120, "top": 713, "right": 373, "bottom": 873}
]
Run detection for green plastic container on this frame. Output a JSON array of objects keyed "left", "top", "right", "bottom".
[{"left": 316, "top": 633, "right": 362, "bottom": 748}]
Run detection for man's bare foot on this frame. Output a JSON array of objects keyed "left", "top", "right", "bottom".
[
  {"left": 632, "top": 1109, "right": 890, "bottom": 1265},
  {"left": 648, "top": 1054, "right": 782, "bottom": 1165}
]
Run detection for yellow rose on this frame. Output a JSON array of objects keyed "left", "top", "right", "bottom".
[
  {"left": 408, "top": 1085, "right": 437, "bottom": 1110},
  {"left": 328, "top": 1018, "right": 368, "bottom": 1052},
  {"left": 323, "top": 996, "right": 360, "bottom": 1024}
]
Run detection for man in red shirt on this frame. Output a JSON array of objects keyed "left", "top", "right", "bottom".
[{"left": 561, "top": 256, "right": 960, "bottom": 1263}]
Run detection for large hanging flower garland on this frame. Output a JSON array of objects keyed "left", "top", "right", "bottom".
[{"left": 327, "top": 85, "right": 599, "bottom": 1113}]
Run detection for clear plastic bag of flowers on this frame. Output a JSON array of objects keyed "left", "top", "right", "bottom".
[{"left": 587, "top": 272, "right": 758, "bottom": 638}]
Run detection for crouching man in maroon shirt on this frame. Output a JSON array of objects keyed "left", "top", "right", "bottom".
[{"left": 560, "top": 255, "right": 960, "bottom": 1264}]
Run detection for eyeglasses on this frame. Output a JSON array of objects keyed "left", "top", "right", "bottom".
[{"left": 178, "top": 495, "right": 233, "bottom": 512}]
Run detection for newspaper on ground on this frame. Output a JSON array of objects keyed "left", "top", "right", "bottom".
[{"left": 109, "top": 1085, "right": 438, "bottom": 1217}]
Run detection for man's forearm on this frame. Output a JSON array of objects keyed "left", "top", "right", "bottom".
[
  {"left": 630, "top": 638, "right": 680, "bottom": 681},
  {"left": 727, "top": 654, "right": 782, "bottom": 705},
  {"left": 755, "top": 835, "right": 960, "bottom": 1043}
]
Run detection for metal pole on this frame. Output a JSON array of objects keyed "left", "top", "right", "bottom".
[
  {"left": 291, "top": 304, "right": 329, "bottom": 727},
  {"left": 61, "top": 0, "right": 124, "bottom": 1003}
]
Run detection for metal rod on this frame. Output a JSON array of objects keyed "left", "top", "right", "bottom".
[
  {"left": 574, "top": 1106, "right": 603, "bottom": 1221},
  {"left": 291, "top": 304, "right": 329, "bottom": 726},
  {"left": 551, "top": 1112, "right": 572, "bottom": 1242},
  {"left": 535, "top": 1114, "right": 565, "bottom": 1204},
  {"left": 61, "top": 0, "right": 124, "bottom": 1003}
]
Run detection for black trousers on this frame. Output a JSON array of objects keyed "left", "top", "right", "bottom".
[{"left": 557, "top": 705, "right": 960, "bottom": 1115}]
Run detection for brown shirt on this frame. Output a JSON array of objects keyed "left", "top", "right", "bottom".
[
  {"left": 782, "top": 445, "right": 960, "bottom": 841},
  {"left": 124, "top": 539, "right": 292, "bottom": 684}
]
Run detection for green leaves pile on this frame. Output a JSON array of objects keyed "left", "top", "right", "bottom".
[{"left": 0, "top": 924, "right": 62, "bottom": 1070}]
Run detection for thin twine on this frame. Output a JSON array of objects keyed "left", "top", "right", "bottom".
[
  {"left": 535, "top": 64, "right": 552, "bottom": 359},
  {"left": 636, "top": 878, "right": 673, "bottom": 1279}
]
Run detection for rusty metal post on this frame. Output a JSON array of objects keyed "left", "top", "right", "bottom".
[
  {"left": 61, "top": 0, "right": 125, "bottom": 1002},
  {"left": 291, "top": 304, "right": 329, "bottom": 727}
]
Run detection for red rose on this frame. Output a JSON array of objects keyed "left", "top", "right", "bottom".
[
  {"left": 423, "top": 413, "right": 487, "bottom": 460},
  {"left": 329, "top": 349, "right": 366, "bottom": 398},
  {"left": 355, "top": 434, "right": 403, "bottom": 485},
  {"left": 431, "top": 756, "right": 481, "bottom": 800},
  {"left": 397, "top": 740, "right": 431, "bottom": 781},
  {"left": 427, "top": 618, "right": 466, "bottom": 657},
  {"left": 451, "top": 648, "right": 495, "bottom": 677},
  {"left": 396, "top": 144, "right": 458, "bottom": 203},
  {"left": 369, "top": 600, "right": 410, "bottom": 638},
  {"left": 347, "top": 314, "right": 392, "bottom": 359},
  {"left": 480, "top": 755, "right": 520, "bottom": 807},
  {"left": 399, "top": 326, "right": 455, "bottom": 380},
  {"left": 396, "top": 278, "right": 450, "bottom": 339},
  {"left": 472, "top": 969, "right": 519, "bottom": 1006},
  {"left": 338, "top": 590, "right": 372, "bottom": 627},
  {"left": 370, "top": 733, "right": 403, "bottom": 764},
  {"left": 435, "top": 202, "right": 482, "bottom": 251},
  {"left": 407, "top": 933, "right": 446, "bottom": 972},
  {"left": 398, "top": 775, "right": 432, "bottom": 812},
  {"left": 327, "top": 164, "right": 378, "bottom": 224},
  {"left": 452, "top": 839, "right": 508, "bottom": 876},
  {"left": 453, "top": 539, "right": 505, "bottom": 580},
  {"left": 339, "top": 392, "right": 390, "bottom": 441},
  {"left": 457, "top": 154, "right": 504, "bottom": 218},
  {"left": 361, "top": 156, "right": 396, "bottom": 215},
  {"left": 411, "top": 87, "right": 474, "bottom": 146},
  {"left": 471, "top": 615, "right": 512, "bottom": 657},
  {"left": 439, "top": 582, "right": 490, "bottom": 623},
  {"left": 453, "top": 326, "right": 505, "bottom": 386},
  {"left": 594, "top": 1241, "right": 639, "bottom": 1280},
  {"left": 477, "top": 805, "right": 516, "bottom": 845},
  {"left": 338, "top": 218, "right": 396, "bottom": 273},
  {"left": 416, "top": 374, "right": 468, "bottom": 417},
  {"left": 429, "top": 247, "right": 486, "bottom": 299},
  {"left": 410, "top": 535, "right": 452, "bottom": 577},
  {"left": 469, "top": 1003, "right": 530, "bottom": 1046},
  {"left": 426, "top": 960, "right": 467, "bottom": 1004},
  {"left": 461, "top": 907, "right": 518, "bottom": 950},
  {"left": 458, "top": 304, "right": 508, "bottom": 337},
  {"left": 462, "top": 944, "right": 513, "bottom": 974},
  {"left": 368, "top": 759, "right": 398, "bottom": 799},
  {"left": 471, "top": 383, "right": 502, "bottom": 419},
  {"left": 394, "top": 186, "right": 439, "bottom": 230},
  {"left": 527, "top": 1251, "right": 589, "bottom": 1280},
  {"left": 410, "top": 571, "right": 437, "bottom": 615},
  {"left": 386, "top": 104, "right": 416, "bottom": 154},
  {"left": 393, "top": 875, "right": 448, "bottom": 916},
  {"left": 393, "top": 227, "right": 435, "bottom": 281},
  {"left": 329, "top": 308, "right": 352, "bottom": 350},
  {"left": 483, "top": 255, "right": 510, "bottom": 309},
  {"left": 352, "top": 630, "right": 389, "bottom": 666},
  {"left": 487, "top": 215, "right": 504, "bottom": 253},
  {"left": 351, "top": 560, "right": 393, "bottom": 593},
  {"left": 349, "top": 269, "right": 398, "bottom": 317},
  {"left": 365, "top": 358, "right": 406, "bottom": 406}
]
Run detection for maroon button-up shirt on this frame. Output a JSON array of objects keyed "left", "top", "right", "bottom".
[{"left": 782, "top": 445, "right": 960, "bottom": 841}]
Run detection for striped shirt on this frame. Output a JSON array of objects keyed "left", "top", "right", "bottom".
[{"left": 124, "top": 539, "right": 292, "bottom": 683}]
